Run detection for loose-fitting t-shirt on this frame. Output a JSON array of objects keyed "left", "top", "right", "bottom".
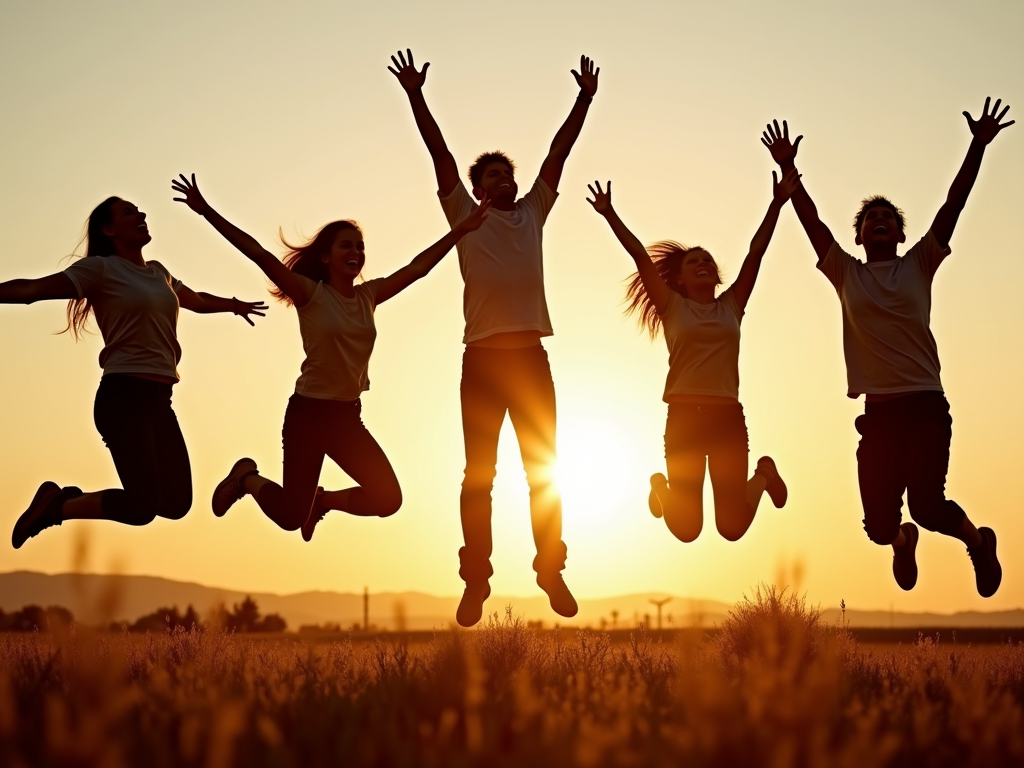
[
  {"left": 660, "top": 286, "right": 744, "bottom": 402},
  {"left": 818, "top": 230, "right": 949, "bottom": 398},
  {"left": 438, "top": 179, "right": 557, "bottom": 343},
  {"left": 294, "top": 279, "right": 382, "bottom": 401},
  {"left": 63, "top": 256, "right": 182, "bottom": 380}
]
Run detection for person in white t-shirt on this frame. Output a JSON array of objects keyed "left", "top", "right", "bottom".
[
  {"left": 587, "top": 173, "right": 798, "bottom": 543},
  {"left": 171, "top": 174, "right": 490, "bottom": 541},
  {"left": 5, "top": 196, "right": 267, "bottom": 549},
  {"left": 389, "top": 49, "right": 599, "bottom": 626},
  {"left": 761, "top": 99, "right": 1014, "bottom": 597}
]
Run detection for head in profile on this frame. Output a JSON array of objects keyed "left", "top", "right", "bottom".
[
  {"left": 469, "top": 151, "right": 517, "bottom": 207},
  {"left": 625, "top": 241, "right": 723, "bottom": 337},
  {"left": 853, "top": 195, "right": 907, "bottom": 253},
  {"left": 272, "top": 220, "right": 364, "bottom": 305}
]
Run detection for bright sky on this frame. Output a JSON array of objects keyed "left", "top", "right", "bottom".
[{"left": 1, "top": 0, "right": 1021, "bottom": 615}]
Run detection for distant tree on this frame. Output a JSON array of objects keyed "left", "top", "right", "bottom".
[
  {"left": 0, "top": 605, "right": 74, "bottom": 632},
  {"left": 127, "top": 604, "right": 203, "bottom": 633},
  {"left": 223, "top": 596, "right": 287, "bottom": 633},
  {"left": 255, "top": 614, "right": 287, "bottom": 633}
]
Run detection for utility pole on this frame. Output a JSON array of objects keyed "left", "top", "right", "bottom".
[
  {"left": 649, "top": 597, "right": 672, "bottom": 631},
  {"left": 363, "top": 586, "right": 369, "bottom": 632}
]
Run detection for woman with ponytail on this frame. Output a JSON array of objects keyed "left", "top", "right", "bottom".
[
  {"left": 4, "top": 196, "right": 267, "bottom": 549},
  {"left": 587, "top": 171, "right": 799, "bottom": 543}
]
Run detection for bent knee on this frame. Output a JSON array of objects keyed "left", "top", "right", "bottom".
[
  {"left": 664, "top": 513, "right": 702, "bottom": 544},
  {"left": 376, "top": 487, "right": 403, "bottom": 518},
  {"left": 864, "top": 518, "right": 900, "bottom": 546}
]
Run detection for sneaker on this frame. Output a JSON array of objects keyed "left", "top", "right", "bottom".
[
  {"left": 967, "top": 527, "right": 1001, "bottom": 598},
  {"left": 211, "top": 458, "right": 257, "bottom": 517},
  {"left": 12, "top": 482, "right": 75, "bottom": 549},
  {"left": 301, "top": 487, "right": 326, "bottom": 543},
  {"left": 537, "top": 572, "right": 579, "bottom": 618},
  {"left": 892, "top": 522, "right": 919, "bottom": 591},
  {"left": 648, "top": 473, "right": 667, "bottom": 518},
  {"left": 755, "top": 456, "right": 788, "bottom": 508},
  {"left": 456, "top": 581, "right": 491, "bottom": 627}
]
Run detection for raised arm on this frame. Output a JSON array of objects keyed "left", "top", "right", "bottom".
[
  {"left": 730, "top": 169, "right": 801, "bottom": 311},
  {"left": 172, "top": 174, "right": 316, "bottom": 307},
  {"left": 375, "top": 199, "right": 492, "bottom": 305},
  {"left": 762, "top": 120, "right": 835, "bottom": 262},
  {"left": 0, "top": 272, "right": 77, "bottom": 304},
  {"left": 538, "top": 56, "right": 600, "bottom": 192},
  {"left": 388, "top": 49, "right": 461, "bottom": 197},
  {"left": 586, "top": 181, "right": 671, "bottom": 316},
  {"left": 931, "top": 97, "right": 1014, "bottom": 249}
]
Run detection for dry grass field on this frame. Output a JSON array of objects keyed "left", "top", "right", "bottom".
[{"left": 1, "top": 587, "right": 1022, "bottom": 768}]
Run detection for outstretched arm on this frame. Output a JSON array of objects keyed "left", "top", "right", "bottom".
[
  {"left": 730, "top": 169, "right": 801, "bottom": 311},
  {"left": 539, "top": 56, "right": 600, "bottom": 192},
  {"left": 176, "top": 287, "right": 267, "bottom": 326},
  {"left": 389, "top": 49, "right": 461, "bottom": 196},
  {"left": 586, "top": 181, "right": 671, "bottom": 316},
  {"left": 172, "top": 174, "right": 316, "bottom": 307},
  {"left": 762, "top": 120, "right": 835, "bottom": 262},
  {"left": 0, "top": 272, "right": 77, "bottom": 304},
  {"left": 932, "top": 97, "right": 1014, "bottom": 248},
  {"left": 375, "top": 199, "right": 492, "bottom": 305}
]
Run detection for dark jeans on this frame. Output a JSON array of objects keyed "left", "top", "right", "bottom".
[
  {"left": 93, "top": 374, "right": 193, "bottom": 525},
  {"left": 855, "top": 391, "right": 966, "bottom": 545},
  {"left": 459, "top": 345, "right": 566, "bottom": 583},
  {"left": 253, "top": 395, "right": 401, "bottom": 530},
  {"left": 662, "top": 402, "right": 753, "bottom": 542}
]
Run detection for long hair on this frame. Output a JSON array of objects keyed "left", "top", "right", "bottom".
[
  {"left": 62, "top": 196, "right": 121, "bottom": 339},
  {"left": 271, "top": 220, "right": 362, "bottom": 306},
  {"left": 624, "top": 241, "right": 721, "bottom": 339}
]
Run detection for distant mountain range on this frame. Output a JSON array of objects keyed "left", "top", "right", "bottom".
[{"left": 1, "top": 571, "right": 1021, "bottom": 630}]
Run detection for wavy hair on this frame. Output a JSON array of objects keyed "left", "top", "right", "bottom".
[
  {"left": 271, "top": 220, "right": 362, "bottom": 305},
  {"left": 62, "top": 196, "right": 121, "bottom": 339},
  {"left": 624, "top": 241, "right": 721, "bottom": 339}
]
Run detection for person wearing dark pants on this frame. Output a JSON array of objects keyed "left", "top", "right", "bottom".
[
  {"left": 587, "top": 173, "right": 797, "bottom": 544},
  {"left": 390, "top": 49, "right": 600, "bottom": 626},
  {"left": 762, "top": 99, "right": 1013, "bottom": 597},
  {"left": 6, "top": 196, "right": 266, "bottom": 548},
  {"left": 171, "top": 174, "right": 489, "bottom": 541}
]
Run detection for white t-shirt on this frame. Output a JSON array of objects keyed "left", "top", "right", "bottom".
[
  {"left": 818, "top": 230, "right": 949, "bottom": 398},
  {"left": 438, "top": 179, "right": 557, "bottom": 343},
  {"left": 660, "top": 286, "right": 744, "bottom": 402},
  {"left": 63, "top": 256, "right": 183, "bottom": 380},
  {"left": 294, "top": 279, "right": 382, "bottom": 401}
]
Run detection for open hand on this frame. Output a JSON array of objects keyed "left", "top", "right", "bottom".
[
  {"left": 772, "top": 168, "right": 802, "bottom": 202},
  {"left": 572, "top": 55, "right": 600, "bottom": 99},
  {"left": 171, "top": 173, "right": 211, "bottom": 216},
  {"left": 233, "top": 298, "right": 269, "bottom": 326},
  {"left": 458, "top": 197, "right": 493, "bottom": 233},
  {"left": 761, "top": 119, "right": 803, "bottom": 167},
  {"left": 586, "top": 180, "right": 613, "bottom": 215},
  {"left": 388, "top": 49, "right": 429, "bottom": 92},
  {"left": 964, "top": 97, "right": 1014, "bottom": 145}
]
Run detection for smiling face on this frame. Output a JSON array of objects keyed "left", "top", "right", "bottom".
[
  {"left": 674, "top": 249, "right": 720, "bottom": 297},
  {"left": 855, "top": 205, "right": 907, "bottom": 251},
  {"left": 101, "top": 199, "right": 151, "bottom": 250},
  {"left": 321, "top": 227, "right": 365, "bottom": 281},
  {"left": 473, "top": 161, "right": 517, "bottom": 207}
]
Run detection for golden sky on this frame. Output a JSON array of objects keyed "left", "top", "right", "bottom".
[{"left": 1, "top": 0, "right": 1021, "bottom": 614}]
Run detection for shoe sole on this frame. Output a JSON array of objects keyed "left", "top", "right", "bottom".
[
  {"left": 12, "top": 481, "right": 62, "bottom": 549},
  {"left": 212, "top": 458, "right": 256, "bottom": 517},
  {"left": 893, "top": 522, "right": 919, "bottom": 591},
  {"left": 977, "top": 528, "right": 1001, "bottom": 598},
  {"left": 756, "top": 457, "right": 788, "bottom": 508},
  {"left": 537, "top": 578, "right": 579, "bottom": 618},
  {"left": 456, "top": 585, "right": 491, "bottom": 627},
  {"left": 649, "top": 474, "right": 666, "bottom": 519}
]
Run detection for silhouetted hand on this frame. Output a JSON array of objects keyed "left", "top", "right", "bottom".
[
  {"left": 772, "top": 168, "right": 802, "bottom": 202},
  {"left": 171, "top": 174, "right": 211, "bottom": 216},
  {"left": 761, "top": 120, "right": 803, "bottom": 167},
  {"left": 586, "top": 180, "right": 613, "bottom": 216},
  {"left": 455, "top": 197, "right": 493, "bottom": 234},
  {"left": 572, "top": 56, "right": 600, "bottom": 99},
  {"left": 388, "top": 49, "right": 429, "bottom": 92},
  {"left": 964, "top": 97, "right": 1014, "bottom": 145},
  {"left": 232, "top": 298, "right": 269, "bottom": 326}
]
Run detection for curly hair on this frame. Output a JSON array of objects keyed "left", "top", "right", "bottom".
[
  {"left": 468, "top": 151, "right": 516, "bottom": 189},
  {"left": 853, "top": 195, "right": 906, "bottom": 236},
  {"left": 624, "top": 242, "right": 721, "bottom": 339}
]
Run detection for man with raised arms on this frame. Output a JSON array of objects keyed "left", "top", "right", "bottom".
[
  {"left": 762, "top": 99, "right": 1012, "bottom": 597},
  {"left": 389, "top": 49, "right": 599, "bottom": 626}
]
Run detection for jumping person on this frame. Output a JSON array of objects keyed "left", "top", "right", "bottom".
[
  {"left": 5, "top": 196, "right": 267, "bottom": 549},
  {"left": 587, "top": 173, "right": 797, "bottom": 543},
  {"left": 388, "top": 49, "right": 599, "bottom": 626},
  {"left": 171, "top": 174, "right": 490, "bottom": 541},
  {"left": 761, "top": 98, "right": 1012, "bottom": 596}
]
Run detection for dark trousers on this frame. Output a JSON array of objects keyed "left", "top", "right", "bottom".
[
  {"left": 459, "top": 345, "right": 566, "bottom": 583},
  {"left": 93, "top": 374, "right": 193, "bottom": 525},
  {"left": 662, "top": 402, "right": 753, "bottom": 542},
  {"left": 252, "top": 395, "right": 401, "bottom": 530},
  {"left": 856, "top": 391, "right": 966, "bottom": 545}
]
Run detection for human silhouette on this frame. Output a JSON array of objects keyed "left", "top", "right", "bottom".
[
  {"left": 4, "top": 197, "right": 267, "bottom": 548},
  {"left": 588, "top": 173, "right": 797, "bottom": 542},
  {"left": 389, "top": 49, "right": 599, "bottom": 626},
  {"left": 761, "top": 98, "right": 1013, "bottom": 597},
  {"left": 171, "top": 174, "right": 490, "bottom": 540}
]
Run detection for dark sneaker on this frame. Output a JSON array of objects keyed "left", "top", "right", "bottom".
[
  {"left": 301, "top": 487, "right": 326, "bottom": 543},
  {"left": 967, "top": 527, "right": 1001, "bottom": 598},
  {"left": 649, "top": 473, "right": 667, "bottom": 519},
  {"left": 211, "top": 458, "right": 257, "bottom": 517},
  {"left": 892, "top": 522, "right": 919, "bottom": 591},
  {"left": 456, "top": 581, "right": 491, "bottom": 627},
  {"left": 12, "top": 482, "right": 68, "bottom": 549},
  {"left": 755, "top": 456, "right": 788, "bottom": 508},
  {"left": 537, "top": 572, "right": 579, "bottom": 618}
]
